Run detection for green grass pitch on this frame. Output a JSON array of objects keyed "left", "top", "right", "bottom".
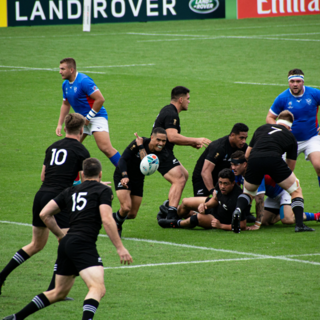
[{"left": 1, "top": 15, "right": 320, "bottom": 319}]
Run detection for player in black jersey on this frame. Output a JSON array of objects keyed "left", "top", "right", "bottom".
[
  {"left": 0, "top": 113, "right": 90, "bottom": 295},
  {"left": 113, "top": 128, "right": 177, "bottom": 236},
  {"left": 152, "top": 86, "right": 211, "bottom": 220},
  {"left": 158, "top": 169, "right": 248, "bottom": 230},
  {"left": 232, "top": 111, "right": 315, "bottom": 233},
  {"left": 192, "top": 123, "right": 248, "bottom": 197},
  {"left": 2, "top": 158, "right": 132, "bottom": 320}
]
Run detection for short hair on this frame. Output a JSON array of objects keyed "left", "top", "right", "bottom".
[
  {"left": 152, "top": 127, "right": 167, "bottom": 136},
  {"left": 83, "top": 158, "right": 102, "bottom": 178},
  {"left": 231, "top": 150, "right": 246, "bottom": 161},
  {"left": 288, "top": 69, "right": 304, "bottom": 76},
  {"left": 230, "top": 123, "right": 249, "bottom": 135},
  {"left": 64, "top": 113, "right": 85, "bottom": 134},
  {"left": 171, "top": 86, "right": 190, "bottom": 100},
  {"left": 218, "top": 168, "right": 235, "bottom": 183},
  {"left": 60, "top": 57, "right": 76, "bottom": 70},
  {"left": 278, "top": 110, "right": 294, "bottom": 123}
]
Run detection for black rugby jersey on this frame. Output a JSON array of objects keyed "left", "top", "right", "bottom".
[
  {"left": 192, "top": 135, "right": 247, "bottom": 186},
  {"left": 152, "top": 104, "right": 180, "bottom": 151},
  {"left": 115, "top": 137, "right": 169, "bottom": 181},
  {"left": 40, "top": 138, "right": 90, "bottom": 193},
  {"left": 210, "top": 183, "right": 248, "bottom": 225},
  {"left": 54, "top": 180, "right": 113, "bottom": 242},
  {"left": 249, "top": 124, "right": 297, "bottom": 160}
]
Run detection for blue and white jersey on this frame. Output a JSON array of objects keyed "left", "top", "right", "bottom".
[
  {"left": 259, "top": 175, "right": 283, "bottom": 199},
  {"left": 62, "top": 72, "right": 108, "bottom": 120},
  {"left": 269, "top": 86, "right": 320, "bottom": 141},
  {"left": 235, "top": 174, "right": 265, "bottom": 194}
]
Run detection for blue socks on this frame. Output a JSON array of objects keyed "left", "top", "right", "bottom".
[{"left": 109, "top": 152, "right": 121, "bottom": 167}]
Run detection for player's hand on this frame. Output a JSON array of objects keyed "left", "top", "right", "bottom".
[
  {"left": 134, "top": 132, "right": 144, "bottom": 146},
  {"left": 246, "top": 224, "right": 260, "bottom": 231},
  {"left": 101, "top": 181, "right": 112, "bottom": 187},
  {"left": 118, "top": 247, "right": 133, "bottom": 265},
  {"left": 195, "top": 138, "right": 211, "bottom": 149},
  {"left": 211, "top": 217, "right": 220, "bottom": 229},
  {"left": 198, "top": 203, "right": 207, "bottom": 214},
  {"left": 121, "top": 178, "right": 129, "bottom": 189},
  {"left": 85, "top": 119, "right": 90, "bottom": 126},
  {"left": 56, "top": 125, "right": 63, "bottom": 137}
]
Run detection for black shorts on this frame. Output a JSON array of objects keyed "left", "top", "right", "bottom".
[
  {"left": 32, "top": 191, "right": 70, "bottom": 228},
  {"left": 56, "top": 235, "right": 103, "bottom": 276},
  {"left": 192, "top": 179, "right": 210, "bottom": 197},
  {"left": 158, "top": 149, "right": 181, "bottom": 176},
  {"left": 245, "top": 157, "right": 292, "bottom": 185},
  {"left": 114, "top": 171, "right": 144, "bottom": 197}
]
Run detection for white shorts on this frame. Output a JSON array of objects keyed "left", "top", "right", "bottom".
[
  {"left": 298, "top": 135, "right": 320, "bottom": 160},
  {"left": 83, "top": 117, "right": 109, "bottom": 136},
  {"left": 264, "top": 190, "right": 291, "bottom": 210}
]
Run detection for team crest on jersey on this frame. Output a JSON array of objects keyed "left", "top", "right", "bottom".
[
  {"left": 74, "top": 87, "right": 77, "bottom": 93},
  {"left": 306, "top": 99, "right": 312, "bottom": 105}
]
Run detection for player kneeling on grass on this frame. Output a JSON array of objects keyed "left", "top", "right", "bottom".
[
  {"left": 113, "top": 127, "right": 170, "bottom": 237},
  {"left": 2, "top": 158, "right": 132, "bottom": 320},
  {"left": 256, "top": 175, "right": 320, "bottom": 227},
  {"left": 158, "top": 169, "right": 248, "bottom": 231}
]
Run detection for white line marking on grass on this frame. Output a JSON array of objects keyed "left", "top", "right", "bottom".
[
  {"left": 0, "top": 64, "right": 155, "bottom": 74},
  {"left": 234, "top": 81, "right": 320, "bottom": 88},
  {"left": 2, "top": 221, "right": 320, "bottom": 266},
  {"left": 137, "top": 35, "right": 320, "bottom": 43},
  {"left": 103, "top": 257, "right": 265, "bottom": 269},
  {"left": 81, "top": 64, "right": 155, "bottom": 68}
]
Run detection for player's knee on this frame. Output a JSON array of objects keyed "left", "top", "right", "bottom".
[
  {"left": 190, "top": 214, "right": 199, "bottom": 228},
  {"left": 286, "top": 178, "right": 300, "bottom": 195},
  {"left": 100, "top": 284, "right": 106, "bottom": 298},
  {"left": 121, "top": 204, "right": 131, "bottom": 215},
  {"left": 31, "top": 241, "right": 46, "bottom": 254}
]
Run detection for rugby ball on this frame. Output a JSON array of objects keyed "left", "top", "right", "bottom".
[{"left": 140, "top": 154, "right": 159, "bottom": 176}]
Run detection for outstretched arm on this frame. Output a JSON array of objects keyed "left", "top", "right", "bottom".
[
  {"left": 266, "top": 111, "right": 277, "bottom": 124},
  {"left": 166, "top": 128, "right": 211, "bottom": 149}
]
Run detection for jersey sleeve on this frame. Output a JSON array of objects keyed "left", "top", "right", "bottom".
[
  {"left": 163, "top": 113, "right": 179, "bottom": 131},
  {"left": 62, "top": 82, "right": 67, "bottom": 101},
  {"left": 205, "top": 144, "right": 224, "bottom": 165},
  {"left": 99, "top": 187, "right": 113, "bottom": 207},
  {"left": 81, "top": 76, "right": 99, "bottom": 97},
  {"left": 117, "top": 140, "right": 138, "bottom": 174},
  {"left": 270, "top": 95, "right": 285, "bottom": 116},
  {"left": 286, "top": 138, "right": 298, "bottom": 160}
]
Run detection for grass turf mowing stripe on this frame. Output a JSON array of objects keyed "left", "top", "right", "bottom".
[{"left": 2, "top": 220, "right": 320, "bottom": 267}]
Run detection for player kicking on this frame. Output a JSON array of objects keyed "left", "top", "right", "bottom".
[
  {"left": 2, "top": 158, "right": 132, "bottom": 320},
  {"left": 232, "top": 110, "right": 315, "bottom": 233}
]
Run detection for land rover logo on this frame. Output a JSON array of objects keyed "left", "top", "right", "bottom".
[{"left": 189, "top": 0, "right": 219, "bottom": 14}]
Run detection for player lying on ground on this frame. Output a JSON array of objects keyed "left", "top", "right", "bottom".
[
  {"left": 158, "top": 169, "right": 247, "bottom": 231},
  {"left": 2, "top": 158, "right": 132, "bottom": 320}
]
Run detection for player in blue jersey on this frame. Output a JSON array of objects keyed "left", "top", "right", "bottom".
[
  {"left": 258, "top": 175, "right": 320, "bottom": 226},
  {"left": 56, "top": 58, "right": 121, "bottom": 169},
  {"left": 266, "top": 69, "right": 320, "bottom": 187}
]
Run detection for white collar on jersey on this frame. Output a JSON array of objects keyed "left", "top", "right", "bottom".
[
  {"left": 68, "top": 72, "right": 78, "bottom": 85},
  {"left": 289, "top": 85, "right": 305, "bottom": 98}
]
